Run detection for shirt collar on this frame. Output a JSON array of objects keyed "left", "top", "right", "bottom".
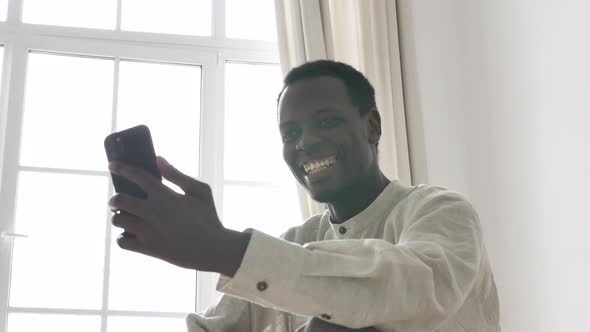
[{"left": 322, "top": 179, "right": 402, "bottom": 235}]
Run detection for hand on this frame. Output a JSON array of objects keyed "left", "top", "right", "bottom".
[
  {"left": 108, "top": 156, "right": 250, "bottom": 275},
  {"left": 303, "top": 318, "right": 380, "bottom": 332}
]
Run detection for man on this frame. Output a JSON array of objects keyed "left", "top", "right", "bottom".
[{"left": 108, "top": 60, "right": 501, "bottom": 331}]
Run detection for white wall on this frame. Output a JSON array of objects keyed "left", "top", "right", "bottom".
[{"left": 397, "top": 1, "right": 590, "bottom": 331}]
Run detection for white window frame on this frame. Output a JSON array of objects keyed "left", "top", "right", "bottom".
[{"left": 0, "top": 0, "right": 280, "bottom": 331}]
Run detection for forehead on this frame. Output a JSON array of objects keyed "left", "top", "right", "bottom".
[{"left": 278, "top": 76, "right": 355, "bottom": 124}]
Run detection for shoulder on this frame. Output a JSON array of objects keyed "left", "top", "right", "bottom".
[
  {"left": 391, "top": 182, "right": 479, "bottom": 226},
  {"left": 402, "top": 183, "right": 474, "bottom": 211},
  {"left": 384, "top": 183, "right": 484, "bottom": 247},
  {"left": 279, "top": 212, "right": 325, "bottom": 244}
]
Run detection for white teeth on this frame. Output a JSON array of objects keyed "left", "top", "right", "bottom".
[{"left": 303, "top": 157, "right": 337, "bottom": 175}]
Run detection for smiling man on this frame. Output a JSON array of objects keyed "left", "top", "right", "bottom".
[
  {"left": 278, "top": 64, "right": 389, "bottom": 224},
  {"left": 108, "top": 60, "right": 501, "bottom": 332}
]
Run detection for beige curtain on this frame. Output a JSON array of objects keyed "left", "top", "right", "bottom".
[{"left": 275, "top": 0, "right": 411, "bottom": 219}]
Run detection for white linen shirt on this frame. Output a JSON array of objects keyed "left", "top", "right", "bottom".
[{"left": 186, "top": 180, "right": 501, "bottom": 332}]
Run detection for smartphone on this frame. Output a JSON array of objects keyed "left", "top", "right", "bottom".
[{"left": 104, "top": 124, "right": 162, "bottom": 199}]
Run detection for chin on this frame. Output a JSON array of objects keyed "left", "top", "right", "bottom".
[
  {"left": 310, "top": 190, "right": 334, "bottom": 203},
  {"left": 309, "top": 186, "right": 353, "bottom": 203},
  {"left": 308, "top": 175, "right": 367, "bottom": 202}
]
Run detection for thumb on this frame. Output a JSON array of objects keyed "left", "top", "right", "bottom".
[
  {"left": 156, "top": 156, "right": 209, "bottom": 196},
  {"left": 156, "top": 155, "right": 173, "bottom": 175}
]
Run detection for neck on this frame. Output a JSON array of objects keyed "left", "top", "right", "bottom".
[{"left": 326, "top": 171, "right": 391, "bottom": 224}]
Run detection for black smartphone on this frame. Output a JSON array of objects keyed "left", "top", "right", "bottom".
[{"left": 104, "top": 124, "right": 162, "bottom": 199}]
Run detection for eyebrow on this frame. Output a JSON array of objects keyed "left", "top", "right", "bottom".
[
  {"left": 279, "top": 108, "right": 339, "bottom": 129},
  {"left": 279, "top": 121, "right": 294, "bottom": 130},
  {"left": 313, "top": 108, "right": 339, "bottom": 116}
]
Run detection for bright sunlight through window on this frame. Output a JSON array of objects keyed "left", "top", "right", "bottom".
[{"left": 0, "top": 1, "right": 291, "bottom": 331}]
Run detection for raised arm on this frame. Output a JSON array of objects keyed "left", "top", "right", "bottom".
[{"left": 218, "top": 191, "right": 483, "bottom": 331}]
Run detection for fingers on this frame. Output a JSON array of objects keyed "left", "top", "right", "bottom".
[
  {"left": 155, "top": 156, "right": 170, "bottom": 175},
  {"left": 111, "top": 210, "right": 144, "bottom": 236},
  {"left": 108, "top": 193, "right": 150, "bottom": 219},
  {"left": 157, "top": 156, "right": 212, "bottom": 198},
  {"left": 116, "top": 232, "right": 144, "bottom": 253},
  {"left": 111, "top": 206, "right": 150, "bottom": 254},
  {"left": 109, "top": 161, "right": 162, "bottom": 196}
]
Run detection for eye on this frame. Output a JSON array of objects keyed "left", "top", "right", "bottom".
[{"left": 281, "top": 128, "right": 300, "bottom": 143}]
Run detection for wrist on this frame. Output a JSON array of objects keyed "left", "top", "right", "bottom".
[{"left": 214, "top": 228, "right": 252, "bottom": 277}]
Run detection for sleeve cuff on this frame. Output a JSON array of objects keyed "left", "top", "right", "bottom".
[{"left": 215, "top": 228, "right": 307, "bottom": 309}]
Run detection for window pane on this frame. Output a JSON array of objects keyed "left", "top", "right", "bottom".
[
  {"left": 7, "top": 313, "right": 100, "bottom": 332},
  {"left": 226, "top": 0, "right": 277, "bottom": 41},
  {"left": 121, "top": 0, "right": 211, "bottom": 36},
  {"left": 117, "top": 60, "right": 201, "bottom": 179},
  {"left": 9, "top": 171, "right": 108, "bottom": 309},
  {"left": 19, "top": 53, "right": 114, "bottom": 171},
  {"left": 0, "top": 46, "right": 4, "bottom": 88},
  {"left": 223, "top": 184, "right": 302, "bottom": 237},
  {"left": 108, "top": 316, "right": 186, "bottom": 332},
  {"left": 22, "top": 0, "right": 116, "bottom": 29},
  {"left": 108, "top": 229, "right": 196, "bottom": 312},
  {"left": 0, "top": 0, "right": 7, "bottom": 21},
  {"left": 224, "top": 62, "right": 290, "bottom": 184}
]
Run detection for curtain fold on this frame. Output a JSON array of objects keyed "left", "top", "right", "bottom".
[{"left": 275, "top": 0, "right": 411, "bottom": 220}]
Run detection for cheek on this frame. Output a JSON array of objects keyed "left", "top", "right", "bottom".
[
  {"left": 342, "top": 134, "right": 370, "bottom": 170},
  {"left": 283, "top": 145, "right": 294, "bottom": 166}
]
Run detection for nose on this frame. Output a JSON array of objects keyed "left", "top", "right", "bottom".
[{"left": 295, "top": 131, "right": 322, "bottom": 152}]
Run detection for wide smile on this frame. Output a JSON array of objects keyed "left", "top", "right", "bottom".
[{"left": 298, "top": 154, "right": 338, "bottom": 180}]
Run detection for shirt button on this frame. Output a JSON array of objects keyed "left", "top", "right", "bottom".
[
  {"left": 338, "top": 226, "right": 347, "bottom": 235},
  {"left": 256, "top": 281, "right": 268, "bottom": 291},
  {"left": 320, "top": 313, "right": 332, "bottom": 320}
]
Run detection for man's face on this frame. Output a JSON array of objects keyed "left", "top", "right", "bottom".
[{"left": 278, "top": 76, "right": 376, "bottom": 202}]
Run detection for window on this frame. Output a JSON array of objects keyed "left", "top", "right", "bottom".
[
  {"left": 0, "top": 1, "right": 300, "bottom": 331},
  {"left": 223, "top": 62, "right": 301, "bottom": 237}
]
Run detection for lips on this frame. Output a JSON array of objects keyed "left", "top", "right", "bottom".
[{"left": 295, "top": 154, "right": 339, "bottom": 180}]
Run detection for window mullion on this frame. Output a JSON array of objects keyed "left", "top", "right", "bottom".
[
  {"left": 0, "top": 40, "right": 29, "bottom": 332},
  {"left": 99, "top": 56, "right": 120, "bottom": 332},
  {"left": 6, "top": 0, "right": 23, "bottom": 25},
  {"left": 116, "top": 0, "right": 122, "bottom": 31},
  {"left": 224, "top": 179, "right": 286, "bottom": 189},
  {"left": 9, "top": 306, "right": 187, "bottom": 318},
  {"left": 213, "top": 0, "right": 226, "bottom": 40},
  {"left": 194, "top": 55, "right": 225, "bottom": 313}
]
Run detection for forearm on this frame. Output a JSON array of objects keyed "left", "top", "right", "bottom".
[
  {"left": 219, "top": 225, "right": 480, "bottom": 330},
  {"left": 217, "top": 195, "right": 482, "bottom": 330}
]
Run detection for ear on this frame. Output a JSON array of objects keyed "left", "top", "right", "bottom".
[{"left": 365, "top": 108, "right": 382, "bottom": 145}]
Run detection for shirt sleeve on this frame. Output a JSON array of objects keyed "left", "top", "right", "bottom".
[
  {"left": 216, "top": 190, "right": 484, "bottom": 331},
  {"left": 185, "top": 228, "right": 305, "bottom": 332},
  {"left": 185, "top": 293, "right": 295, "bottom": 332},
  {"left": 185, "top": 294, "right": 251, "bottom": 332}
]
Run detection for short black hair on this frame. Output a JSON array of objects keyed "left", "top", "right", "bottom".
[{"left": 276, "top": 60, "right": 377, "bottom": 116}]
